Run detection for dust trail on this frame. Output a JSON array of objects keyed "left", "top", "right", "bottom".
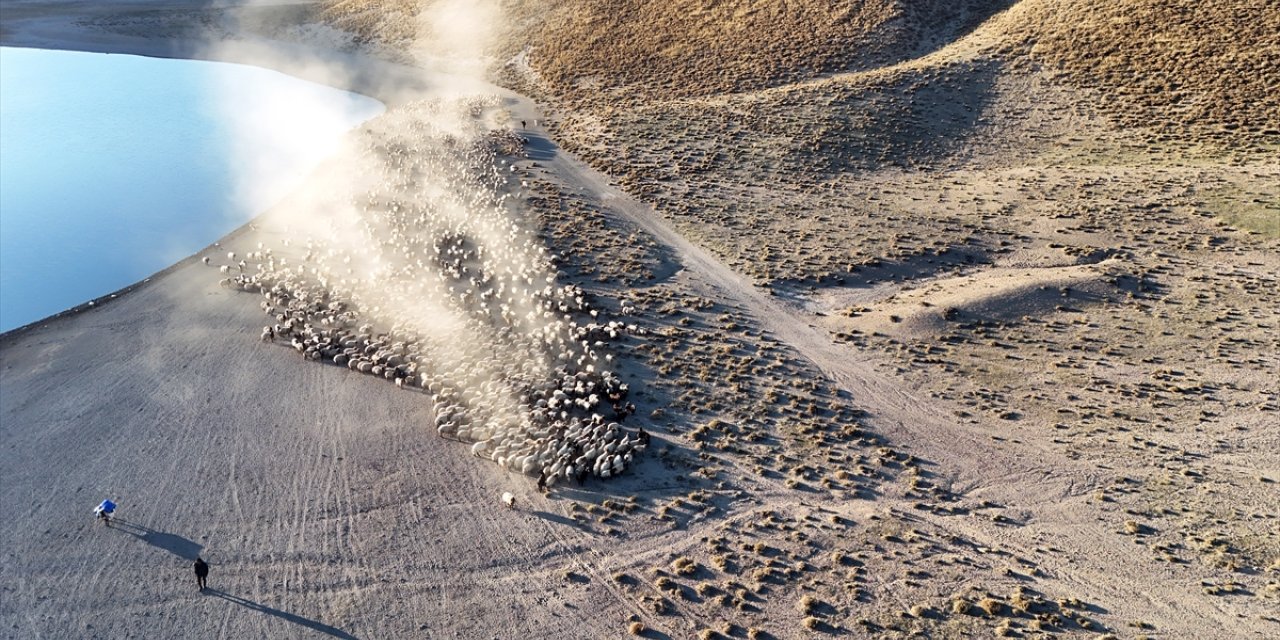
[{"left": 199, "top": 1, "right": 648, "bottom": 483}]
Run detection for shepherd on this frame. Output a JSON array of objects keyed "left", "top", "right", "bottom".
[
  {"left": 94, "top": 499, "right": 116, "bottom": 527},
  {"left": 193, "top": 557, "right": 210, "bottom": 591}
]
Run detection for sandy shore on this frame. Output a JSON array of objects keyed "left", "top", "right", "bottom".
[{"left": 3, "top": 2, "right": 1278, "bottom": 639}]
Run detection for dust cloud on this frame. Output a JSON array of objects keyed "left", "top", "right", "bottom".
[{"left": 200, "top": 1, "right": 647, "bottom": 483}]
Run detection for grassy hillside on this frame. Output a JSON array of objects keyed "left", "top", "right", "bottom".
[
  {"left": 1005, "top": 0, "right": 1280, "bottom": 140},
  {"left": 320, "top": 0, "right": 1278, "bottom": 140},
  {"left": 516, "top": 0, "right": 1010, "bottom": 101},
  {"left": 321, "top": 0, "right": 1010, "bottom": 95},
  {"left": 318, "top": 0, "right": 417, "bottom": 50}
]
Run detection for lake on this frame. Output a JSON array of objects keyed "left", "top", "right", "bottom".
[{"left": 0, "top": 46, "right": 384, "bottom": 332}]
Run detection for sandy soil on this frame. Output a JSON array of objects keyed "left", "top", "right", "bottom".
[
  {"left": 3, "top": 2, "right": 1279, "bottom": 639},
  {"left": 1, "top": 6, "right": 640, "bottom": 639}
]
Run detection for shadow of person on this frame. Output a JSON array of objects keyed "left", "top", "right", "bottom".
[
  {"left": 529, "top": 510, "right": 578, "bottom": 527},
  {"left": 204, "top": 589, "right": 360, "bottom": 639},
  {"left": 521, "top": 132, "right": 557, "bottom": 161},
  {"left": 109, "top": 518, "right": 203, "bottom": 560}
]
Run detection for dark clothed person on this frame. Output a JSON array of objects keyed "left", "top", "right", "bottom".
[{"left": 194, "top": 558, "right": 209, "bottom": 591}]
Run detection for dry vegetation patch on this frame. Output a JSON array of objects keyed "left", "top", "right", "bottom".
[
  {"left": 305, "top": 0, "right": 1280, "bottom": 634},
  {"left": 1003, "top": 0, "right": 1280, "bottom": 143}
]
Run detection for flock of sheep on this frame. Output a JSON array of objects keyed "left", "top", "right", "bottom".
[{"left": 211, "top": 97, "right": 648, "bottom": 486}]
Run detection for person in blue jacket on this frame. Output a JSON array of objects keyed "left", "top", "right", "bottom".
[{"left": 94, "top": 499, "right": 116, "bottom": 527}]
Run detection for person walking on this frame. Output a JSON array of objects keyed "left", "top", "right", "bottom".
[
  {"left": 193, "top": 557, "right": 209, "bottom": 591},
  {"left": 93, "top": 500, "right": 116, "bottom": 527}
]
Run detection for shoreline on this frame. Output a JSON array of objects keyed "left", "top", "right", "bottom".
[{"left": 0, "top": 6, "right": 506, "bottom": 341}]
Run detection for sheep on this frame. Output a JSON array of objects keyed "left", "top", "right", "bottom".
[
  {"left": 213, "top": 96, "right": 648, "bottom": 487},
  {"left": 502, "top": 492, "right": 516, "bottom": 509}
]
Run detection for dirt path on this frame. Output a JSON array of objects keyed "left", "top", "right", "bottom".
[{"left": 508, "top": 102, "right": 1074, "bottom": 491}]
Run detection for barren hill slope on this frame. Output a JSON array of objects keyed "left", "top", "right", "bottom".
[{"left": 323, "top": 0, "right": 1279, "bottom": 140}]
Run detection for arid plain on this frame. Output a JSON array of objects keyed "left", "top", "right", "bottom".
[{"left": 2, "top": 1, "right": 1277, "bottom": 638}]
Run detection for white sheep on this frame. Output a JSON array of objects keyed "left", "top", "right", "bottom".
[
  {"left": 501, "top": 492, "right": 516, "bottom": 509},
  {"left": 212, "top": 99, "right": 648, "bottom": 488}
]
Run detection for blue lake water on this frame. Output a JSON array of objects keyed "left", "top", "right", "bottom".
[{"left": 0, "top": 46, "right": 384, "bottom": 331}]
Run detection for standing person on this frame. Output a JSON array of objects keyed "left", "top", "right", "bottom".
[
  {"left": 193, "top": 557, "right": 209, "bottom": 591},
  {"left": 93, "top": 500, "right": 116, "bottom": 527}
]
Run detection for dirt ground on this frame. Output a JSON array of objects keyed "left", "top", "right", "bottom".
[{"left": 2, "top": 2, "right": 1278, "bottom": 639}]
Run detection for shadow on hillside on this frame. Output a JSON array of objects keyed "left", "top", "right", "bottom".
[
  {"left": 205, "top": 589, "right": 360, "bottom": 639},
  {"left": 770, "top": 244, "right": 991, "bottom": 295},
  {"left": 797, "top": 59, "right": 1006, "bottom": 175}
]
